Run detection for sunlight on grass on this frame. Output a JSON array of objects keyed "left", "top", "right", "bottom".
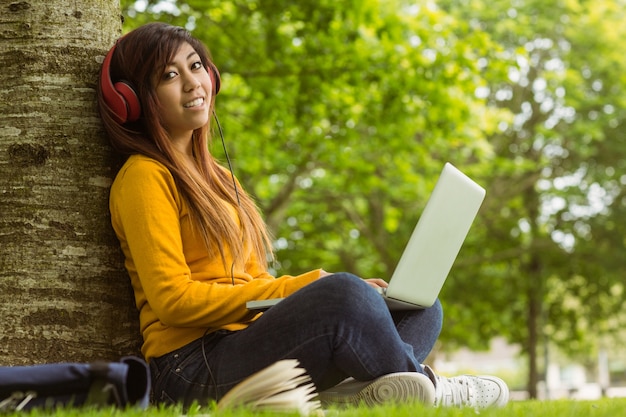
[{"left": 4, "top": 398, "right": 626, "bottom": 417}]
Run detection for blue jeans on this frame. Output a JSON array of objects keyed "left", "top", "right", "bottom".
[{"left": 149, "top": 273, "right": 443, "bottom": 407}]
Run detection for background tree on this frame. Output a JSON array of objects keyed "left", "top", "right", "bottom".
[
  {"left": 0, "top": 0, "right": 139, "bottom": 364},
  {"left": 436, "top": 0, "right": 626, "bottom": 397}
]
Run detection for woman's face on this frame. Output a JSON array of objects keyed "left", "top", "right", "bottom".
[{"left": 155, "top": 42, "right": 215, "bottom": 147}]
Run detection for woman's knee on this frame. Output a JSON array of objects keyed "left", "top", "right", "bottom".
[{"left": 313, "top": 273, "right": 375, "bottom": 300}]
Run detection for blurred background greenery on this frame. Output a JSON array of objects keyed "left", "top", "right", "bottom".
[{"left": 119, "top": 0, "right": 626, "bottom": 397}]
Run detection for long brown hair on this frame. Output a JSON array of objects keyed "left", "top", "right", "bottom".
[{"left": 98, "top": 22, "right": 273, "bottom": 270}]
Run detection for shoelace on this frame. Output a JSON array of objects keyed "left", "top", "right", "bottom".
[{"left": 435, "top": 375, "right": 476, "bottom": 408}]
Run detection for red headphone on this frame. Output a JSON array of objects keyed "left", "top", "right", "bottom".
[{"left": 100, "top": 39, "right": 221, "bottom": 125}]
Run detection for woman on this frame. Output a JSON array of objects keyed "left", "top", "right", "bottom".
[{"left": 97, "top": 22, "right": 508, "bottom": 410}]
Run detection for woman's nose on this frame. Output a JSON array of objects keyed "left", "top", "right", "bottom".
[{"left": 183, "top": 75, "right": 201, "bottom": 91}]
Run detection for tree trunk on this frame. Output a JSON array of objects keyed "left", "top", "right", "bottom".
[
  {"left": 527, "top": 272, "right": 541, "bottom": 399},
  {"left": 524, "top": 181, "right": 544, "bottom": 399},
  {"left": 0, "top": 0, "right": 141, "bottom": 364}
]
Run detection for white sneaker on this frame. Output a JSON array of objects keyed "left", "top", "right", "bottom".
[
  {"left": 318, "top": 372, "right": 436, "bottom": 407},
  {"left": 423, "top": 365, "right": 509, "bottom": 409}
]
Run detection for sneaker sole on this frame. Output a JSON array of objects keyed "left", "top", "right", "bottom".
[{"left": 320, "top": 372, "right": 436, "bottom": 407}]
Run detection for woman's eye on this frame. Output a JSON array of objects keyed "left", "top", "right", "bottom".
[
  {"left": 191, "top": 61, "right": 203, "bottom": 70},
  {"left": 163, "top": 71, "right": 177, "bottom": 80}
]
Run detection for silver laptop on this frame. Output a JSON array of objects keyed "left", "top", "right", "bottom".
[{"left": 246, "top": 162, "right": 486, "bottom": 312}]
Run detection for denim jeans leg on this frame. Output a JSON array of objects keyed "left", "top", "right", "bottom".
[
  {"left": 210, "top": 274, "right": 437, "bottom": 392},
  {"left": 391, "top": 299, "right": 443, "bottom": 362},
  {"left": 150, "top": 331, "right": 231, "bottom": 408},
  {"left": 150, "top": 273, "right": 443, "bottom": 406}
]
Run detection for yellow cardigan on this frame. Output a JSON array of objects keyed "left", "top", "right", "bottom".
[{"left": 109, "top": 154, "right": 321, "bottom": 360}]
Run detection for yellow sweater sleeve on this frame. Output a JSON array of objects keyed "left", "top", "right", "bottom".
[{"left": 110, "top": 155, "right": 321, "bottom": 359}]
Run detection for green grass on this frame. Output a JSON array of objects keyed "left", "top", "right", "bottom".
[{"left": 5, "top": 398, "right": 626, "bottom": 417}]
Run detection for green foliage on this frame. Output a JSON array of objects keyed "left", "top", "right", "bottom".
[{"left": 122, "top": 0, "right": 504, "bottom": 278}]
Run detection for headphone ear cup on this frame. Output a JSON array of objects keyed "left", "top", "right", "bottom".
[
  {"left": 113, "top": 81, "right": 141, "bottom": 122},
  {"left": 208, "top": 62, "right": 221, "bottom": 96},
  {"left": 99, "top": 40, "right": 142, "bottom": 124}
]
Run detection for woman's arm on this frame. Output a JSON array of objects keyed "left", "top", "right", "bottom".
[{"left": 111, "top": 156, "right": 322, "bottom": 329}]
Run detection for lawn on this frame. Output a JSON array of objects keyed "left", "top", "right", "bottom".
[{"left": 5, "top": 398, "right": 626, "bottom": 417}]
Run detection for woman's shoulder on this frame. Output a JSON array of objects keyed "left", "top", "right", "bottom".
[
  {"left": 118, "top": 154, "right": 171, "bottom": 177},
  {"left": 113, "top": 154, "right": 174, "bottom": 188},
  {"left": 122, "top": 153, "right": 167, "bottom": 170}
]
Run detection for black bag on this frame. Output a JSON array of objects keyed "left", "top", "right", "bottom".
[{"left": 0, "top": 356, "right": 150, "bottom": 411}]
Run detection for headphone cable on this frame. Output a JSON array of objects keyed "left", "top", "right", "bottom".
[
  {"left": 213, "top": 109, "right": 241, "bottom": 207},
  {"left": 213, "top": 110, "right": 239, "bottom": 287}
]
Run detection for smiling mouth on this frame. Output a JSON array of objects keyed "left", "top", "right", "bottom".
[{"left": 184, "top": 97, "right": 204, "bottom": 108}]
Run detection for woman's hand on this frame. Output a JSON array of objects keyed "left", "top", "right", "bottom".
[
  {"left": 318, "top": 270, "right": 388, "bottom": 290},
  {"left": 363, "top": 278, "right": 389, "bottom": 290}
]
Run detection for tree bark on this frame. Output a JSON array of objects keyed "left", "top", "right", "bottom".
[
  {"left": 527, "top": 269, "right": 541, "bottom": 399},
  {"left": 524, "top": 184, "right": 543, "bottom": 399},
  {"left": 0, "top": 0, "right": 141, "bottom": 364}
]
